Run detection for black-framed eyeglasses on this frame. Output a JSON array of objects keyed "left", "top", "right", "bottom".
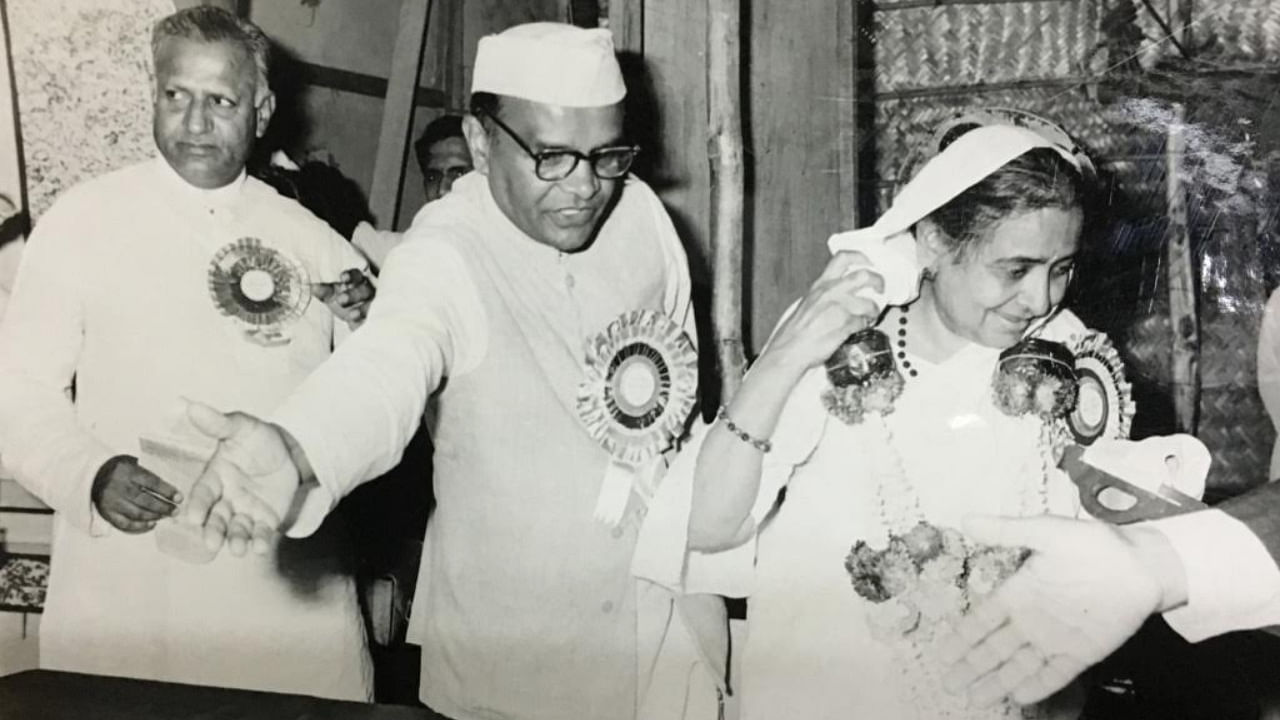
[{"left": 477, "top": 107, "right": 639, "bottom": 182}]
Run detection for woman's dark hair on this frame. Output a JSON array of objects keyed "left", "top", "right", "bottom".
[{"left": 923, "top": 146, "right": 1085, "bottom": 254}]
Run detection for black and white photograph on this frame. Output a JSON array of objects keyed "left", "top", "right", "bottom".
[{"left": 2, "top": 1, "right": 1280, "bottom": 719}]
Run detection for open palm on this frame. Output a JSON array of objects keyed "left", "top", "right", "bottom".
[
  {"left": 938, "top": 515, "right": 1164, "bottom": 706},
  {"left": 183, "top": 401, "right": 302, "bottom": 556}
]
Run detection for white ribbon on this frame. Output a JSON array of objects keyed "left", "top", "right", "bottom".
[{"left": 594, "top": 455, "right": 664, "bottom": 527}]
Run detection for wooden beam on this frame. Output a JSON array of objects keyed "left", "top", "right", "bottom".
[
  {"left": 609, "top": 0, "right": 644, "bottom": 55},
  {"left": 440, "top": 0, "right": 466, "bottom": 111},
  {"left": 1165, "top": 103, "right": 1199, "bottom": 433},
  {"left": 369, "top": 0, "right": 432, "bottom": 228},
  {"left": 707, "top": 0, "right": 746, "bottom": 401},
  {"left": 292, "top": 61, "right": 446, "bottom": 108}
]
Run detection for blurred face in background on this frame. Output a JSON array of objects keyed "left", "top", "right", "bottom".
[{"left": 422, "top": 136, "right": 473, "bottom": 203}]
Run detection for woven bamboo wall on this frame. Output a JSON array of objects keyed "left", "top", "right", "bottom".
[{"left": 865, "top": 0, "right": 1280, "bottom": 494}]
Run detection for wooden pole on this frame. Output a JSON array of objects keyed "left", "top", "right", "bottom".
[
  {"left": 707, "top": 0, "right": 746, "bottom": 402},
  {"left": 369, "top": 0, "right": 432, "bottom": 229},
  {"left": 1176, "top": 0, "right": 1194, "bottom": 54},
  {"left": 836, "top": 0, "right": 860, "bottom": 231},
  {"left": 1165, "top": 103, "right": 1200, "bottom": 432}
]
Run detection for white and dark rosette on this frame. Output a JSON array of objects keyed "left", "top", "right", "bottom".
[
  {"left": 1066, "top": 331, "right": 1136, "bottom": 444},
  {"left": 207, "top": 237, "right": 311, "bottom": 343},
  {"left": 576, "top": 310, "right": 698, "bottom": 465}
]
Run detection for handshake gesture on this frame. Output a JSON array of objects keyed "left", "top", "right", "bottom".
[{"left": 177, "top": 402, "right": 307, "bottom": 557}]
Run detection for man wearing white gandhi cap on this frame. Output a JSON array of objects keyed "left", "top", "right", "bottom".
[{"left": 177, "top": 21, "right": 726, "bottom": 720}]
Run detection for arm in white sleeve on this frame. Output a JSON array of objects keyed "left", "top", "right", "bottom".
[
  {"left": 0, "top": 202, "right": 115, "bottom": 534},
  {"left": 270, "top": 239, "right": 485, "bottom": 536},
  {"left": 350, "top": 221, "right": 403, "bottom": 274},
  {"left": 646, "top": 186, "right": 695, "bottom": 343},
  {"left": 634, "top": 367, "right": 828, "bottom": 598},
  {"left": 1151, "top": 508, "right": 1280, "bottom": 642}
]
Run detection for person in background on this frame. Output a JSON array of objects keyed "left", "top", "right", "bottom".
[
  {"left": 416, "top": 115, "right": 472, "bottom": 204},
  {"left": 0, "top": 6, "right": 374, "bottom": 699},
  {"left": 178, "top": 22, "right": 725, "bottom": 720},
  {"left": 351, "top": 114, "right": 474, "bottom": 272}
]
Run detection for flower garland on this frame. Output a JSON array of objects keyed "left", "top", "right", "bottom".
[
  {"left": 849, "top": 412, "right": 1052, "bottom": 719},
  {"left": 834, "top": 327, "right": 1134, "bottom": 716},
  {"left": 839, "top": 336, "right": 1092, "bottom": 718}
]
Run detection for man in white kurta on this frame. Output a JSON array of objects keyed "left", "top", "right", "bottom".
[
  {"left": 182, "top": 22, "right": 726, "bottom": 720},
  {"left": 0, "top": 7, "right": 371, "bottom": 700}
]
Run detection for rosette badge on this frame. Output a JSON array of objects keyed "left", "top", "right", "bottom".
[
  {"left": 576, "top": 310, "right": 698, "bottom": 466},
  {"left": 208, "top": 237, "right": 311, "bottom": 345},
  {"left": 1067, "top": 332, "right": 1135, "bottom": 444}
]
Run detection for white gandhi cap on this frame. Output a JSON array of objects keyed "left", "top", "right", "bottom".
[{"left": 471, "top": 22, "right": 626, "bottom": 108}]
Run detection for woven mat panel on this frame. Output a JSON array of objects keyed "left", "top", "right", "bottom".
[
  {"left": 1200, "top": 384, "right": 1274, "bottom": 495},
  {"left": 870, "top": 87, "right": 1165, "bottom": 211},
  {"left": 1144, "top": 1, "right": 1280, "bottom": 66},
  {"left": 872, "top": 1, "right": 1101, "bottom": 93}
]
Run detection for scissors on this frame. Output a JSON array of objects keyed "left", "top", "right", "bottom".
[{"left": 1059, "top": 444, "right": 1208, "bottom": 524}]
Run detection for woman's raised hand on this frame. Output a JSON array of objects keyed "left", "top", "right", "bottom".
[{"left": 762, "top": 251, "right": 885, "bottom": 374}]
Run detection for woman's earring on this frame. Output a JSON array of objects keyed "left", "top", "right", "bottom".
[{"left": 921, "top": 266, "right": 937, "bottom": 282}]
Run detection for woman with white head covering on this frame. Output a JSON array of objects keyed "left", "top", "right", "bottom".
[{"left": 634, "top": 118, "right": 1132, "bottom": 719}]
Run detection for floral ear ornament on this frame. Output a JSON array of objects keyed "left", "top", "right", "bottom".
[
  {"left": 577, "top": 310, "right": 698, "bottom": 525},
  {"left": 991, "top": 337, "right": 1079, "bottom": 420},
  {"left": 208, "top": 237, "right": 311, "bottom": 347},
  {"left": 822, "top": 328, "right": 905, "bottom": 425}
]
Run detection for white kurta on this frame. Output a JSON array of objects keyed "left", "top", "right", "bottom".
[
  {"left": 272, "top": 173, "right": 723, "bottom": 720},
  {"left": 638, "top": 311, "right": 1096, "bottom": 720},
  {"left": 0, "top": 157, "right": 372, "bottom": 700}
]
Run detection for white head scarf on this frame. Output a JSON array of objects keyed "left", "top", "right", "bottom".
[{"left": 829, "top": 124, "right": 1089, "bottom": 307}]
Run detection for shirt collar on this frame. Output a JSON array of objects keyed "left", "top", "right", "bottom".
[{"left": 151, "top": 153, "right": 247, "bottom": 209}]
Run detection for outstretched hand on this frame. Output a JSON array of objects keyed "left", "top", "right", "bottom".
[
  {"left": 314, "top": 268, "right": 375, "bottom": 327},
  {"left": 936, "top": 514, "right": 1185, "bottom": 707},
  {"left": 182, "top": 401, "right": 303, "bottom": 557}
]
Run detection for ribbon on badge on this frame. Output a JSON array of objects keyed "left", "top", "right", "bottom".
[{"left": 577, "top": 310, "right": 698, "bottom": 525}]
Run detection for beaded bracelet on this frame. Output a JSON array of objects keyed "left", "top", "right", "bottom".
[{"left": 716, "top": 406, "right": 772, "bottom": 454}]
